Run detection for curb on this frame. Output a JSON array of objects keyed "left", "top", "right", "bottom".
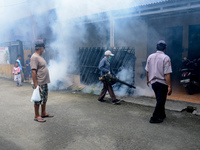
[{"left": 120, "top": 96, "right": 200, "bottom": 116}]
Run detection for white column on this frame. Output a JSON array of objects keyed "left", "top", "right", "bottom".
[{"left": 110, "top": 18, "right": 115, "bottom": 47}]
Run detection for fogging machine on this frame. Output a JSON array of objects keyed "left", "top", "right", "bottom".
[{"left": 99, "top": 74, "right": 136, "bottom": 89}]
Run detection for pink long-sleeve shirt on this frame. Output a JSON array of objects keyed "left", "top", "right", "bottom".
[{"left": 13, "top": 67, "right": 20, "bottom": 74}]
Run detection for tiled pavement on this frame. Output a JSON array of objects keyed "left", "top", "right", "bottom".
[{"left": 167, "top": 84, "right": 200, "bottom": 104}]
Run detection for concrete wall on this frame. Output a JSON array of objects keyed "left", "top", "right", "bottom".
[
  {"left": 131, "top": 19, "right": 147, "bottom": 80},
  {"left": 24, "top": 50, "right": 32, "bottom": 64},
  {"left": 114, "top": 18, "right": 148, "bottom": 82},
  {"left": 0, "top": 64, "right": 14, "bottom": 79},
  {"left": 79, "top": 21, "right": 110, "bottom": 47}
]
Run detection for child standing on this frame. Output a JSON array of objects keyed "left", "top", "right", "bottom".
[{"left": 13, "top": 61, "right": 22, "bottom": 86}]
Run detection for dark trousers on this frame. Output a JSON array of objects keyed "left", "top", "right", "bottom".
[
  {"left": 98, "top": 80, "right": 116, "bottom": 101},
  {"left": 152, "top": 82, "right": 168, "bottom": 119}
]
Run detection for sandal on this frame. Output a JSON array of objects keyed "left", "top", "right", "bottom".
[
  {"left": 34, "top": 118, "right": 46, "bottom": 122},
  {"left": 41, "top": 114, "right": 54, "bottom": 118}
]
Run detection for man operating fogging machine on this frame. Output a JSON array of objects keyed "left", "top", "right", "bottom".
[{"left": 98, "top": 50, "right": 121, "bottom": 104}]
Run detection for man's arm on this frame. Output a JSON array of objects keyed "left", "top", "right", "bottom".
[
  {"left": 98, "top": 59, "right": 109, "bottom": 73},
  {"left": 146, "top": 71, "right": 149, "bottom": 86},
  {"left": 26, "top": 60, "right": 29, "bottom": 67},
  {"left": 164, "top": 73, "right": 172, "bottom": 95},
  {"left": 31, "top": 69, "right": 37, "bottom": 89},
  {"left": 145, "top": 57, "right": 149, "bottom": 86}
]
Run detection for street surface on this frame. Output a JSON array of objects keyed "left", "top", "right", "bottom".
[{"left": 0, "top": 78, "right": 200, "bottom": 150}]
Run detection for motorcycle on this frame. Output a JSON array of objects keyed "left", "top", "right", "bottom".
[{"left": 180, "top": 57, "right": 200, "bottom": 95}]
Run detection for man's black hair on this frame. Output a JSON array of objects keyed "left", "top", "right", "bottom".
[
  {"left": 157, "top": 43, "right": 166, "bottom": 51},
  {"left": 28, "top": 54, "right": 31, "bottom": 57},
  {"left": 17, "top": 54, "right": 21, "bottom": 58},
  {"left": 35, "top": 42, "right": 45, "bottom": 50}
]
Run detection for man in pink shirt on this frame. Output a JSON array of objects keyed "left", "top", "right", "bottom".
[{"left": 145, "top": 40, "right": 172, "bottom": 123}]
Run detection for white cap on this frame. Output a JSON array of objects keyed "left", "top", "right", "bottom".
[{"left": 104, "top": 50, "right": 114, "bottom": 56}]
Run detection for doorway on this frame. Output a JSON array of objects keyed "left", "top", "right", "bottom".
[
  {"left": 165, "top": 26, "right": 183, "bottom": 80},
  {"left": 188, "top": 25, "right": 200, "bottom": 60}
]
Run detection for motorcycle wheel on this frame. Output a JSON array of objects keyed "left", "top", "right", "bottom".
[{"left": 185, "top": 86, "right": 195, "bottom": 95}]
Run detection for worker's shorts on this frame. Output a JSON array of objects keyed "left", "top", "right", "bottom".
[{"left": 34, "top": 84, "right": 48, "bottom": 105}]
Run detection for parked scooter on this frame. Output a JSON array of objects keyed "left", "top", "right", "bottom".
[{"left": 180, "top": 57, "right": 200, "bottom": 95}]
